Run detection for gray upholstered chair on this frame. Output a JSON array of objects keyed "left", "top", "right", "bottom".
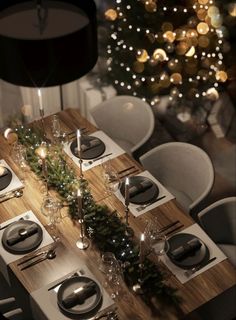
[
  {"left": 90, "top": 95, "right": 155, "bottom": 156},
  {"left": 0, "top": 298, "right": 23, "bottom": 320},
  {"left": 139, "top": 142, "right": 214, "bottom": 218},
  {"left": 197, "top": 197, "right": 236, "bottom": 267}
]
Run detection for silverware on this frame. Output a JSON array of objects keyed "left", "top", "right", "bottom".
[
  {"left": 21, "top": 249, "right": 56, "bottom": 270},
  {"left": 164, "top": 224, "right": 184, "bottom": 236},
  {"left": 159, "top": 221, "right": 180, "bottom": 233},
  {"left": 91, "top": 309, "right": 118, "bottom": 320},
  {"left": 136, "top": 195, "right": 166, "bottom": 212},
  {"left": 17, "top": 249, "right": 50, "bottom": 266},
  {"left": 0, "top": 189, "right": 23, "bottom": 203},
  {"left": 84, "top": 153, "right": 113, "bottom": 166},
  {"left": 119, "top": 169, "right": 140, "bottom": 179},
  {"left": 117, "top": 166, "right": 135, "bottom": 175},
  {"left": 184, "top": 257, "right": 217, "bottom": 276}
]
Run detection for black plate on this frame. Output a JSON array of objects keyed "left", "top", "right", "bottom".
[
  {"left": 1, "top": 220, "right": 43, "bottom": 254},
  {"left": 70, "top": 136, "right": 106, "bottom": 160},
  {"left": 57, "top": 276, "right": 102, "bottom": 318},
  {"left": 167, "top": 233, "right": 210, "bottom": 269},
  {"left": 0, "top": 168, "right": 13, "bottom": 191},
  {"left": 120, "top": 176, "right": 159, "bottom": 205}
]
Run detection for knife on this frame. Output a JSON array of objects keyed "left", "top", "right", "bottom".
[{"left": 194, "top": 257, "right": 217, "bottom": 272}]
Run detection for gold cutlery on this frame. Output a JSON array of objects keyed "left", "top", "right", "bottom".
[
  {"left": 159, "top": 221, "right": 180, "bottom": 233},
  {"left": 164, "top": 224, "right": 184, "bottom": 236},
  {"left": 117, "top": 166, "right": 135, "bottom": 175}
]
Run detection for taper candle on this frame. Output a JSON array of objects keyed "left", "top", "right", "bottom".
[
  {"left": 77, "top": 188, "right": 83, "bottom": 219},
  {"left": 77, "top": 129, "right": 81, "bottom": 156},
  {"left": 139, "top": 233, "right": 145, "bottom": 265},
  {"left": 37, "top": 89, "right": 43, "bottom": 111},
  {"left": 125, "top": 177, "right": 130, "bottom": 206}
]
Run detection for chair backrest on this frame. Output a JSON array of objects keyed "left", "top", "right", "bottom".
[
  {"left": 90, "top": 95, "right": 155, "bottom": 155},
  {"left": 197, "top": 197, "right": 236, "bottom": 244},
  {"left": 140, "top": 142, "right": 214, "bottom": 213}
]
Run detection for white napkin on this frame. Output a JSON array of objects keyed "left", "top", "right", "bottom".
[
  {"left": 30, "top": 264, "right": 115, "bottom": 320},
  {"left": 63, "top": 130, "right": 125, "bottom": 171},
  {"left": 160, "top": 223, "right": 227, "bottom": 284},
  {"left": 0, "top": 159, "right": 24, "bottom": 196},
  {"left": 0, "top": 210, "right": 54, "bottom": 284},
  {"left": 115, "top": 170, "right": 175, "bottom": 217}
]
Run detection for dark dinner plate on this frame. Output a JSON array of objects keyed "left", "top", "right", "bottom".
[
  {"left": 70, "top": 135, "right": 106, "bottom": 160},
  {"left": 167, "top": 233, "right": 210, "bottom": 269},
  {"left": 0, "top": 168, "right": 13, "bottom": 191},
  {"left": 57, "top": 276, "right": 102, "bottom": 319},
  {"left": 1, "top": 220, "right": 43, "bottom": 254},
  {"left": 120, "top": 175, "right": 159, "bottom": 205}
]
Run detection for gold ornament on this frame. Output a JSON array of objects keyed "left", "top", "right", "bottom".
[
  {"left": 163, "top": 31, "right": 176, "bottom": 43},
  {"left": 198, "top": 35, "right": 210, "bottom": 48},
  {"left": 162, "top": 22, "right": 174, "bottom": 32},
  {"left": 133, "top": 61, "right": 145, "bottom": 73},
  {"left": 206, "top": 87, "right": 219, "bottom": 100},
  {"left": 152, "top": 48, "right": 167, "bottom": 61},
  {"left": 136, "top": 49, "right": 149, "bottom": 63},
  {"left": 170, "top": 73, "right": 182, "bottom": 84},
  {"left": 215, "top": 70, "right": 228, "bottom": 82},
  {"left": 145, "top": 1, "right": 157, "bottom": 13},
  {"left": 197, "top": 22, "right": 209, "bottom": 35},
  {"left": 176, "top": 41, "right": 189, "bottom": 55},
  {"left": 185, "top": 46, "right": 196, "bottom": 57},
  {"left": 104, "top": 9, "right": 118, "bottom": 21}
]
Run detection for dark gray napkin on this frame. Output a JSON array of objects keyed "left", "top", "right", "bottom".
[
  {"left": 169, "top": 238, "right": 202, "bottom": 261},
  {"left": 129, "top": 180, "right": 153, "bottom": 198},
  {"left": 62, "top": 281, "right": 97, "bottom": 309},
  {"left": 6, "top": 223, "right": 39, "bottom": 246},
  {"left": 81, "top": 139, "right": 101, "bottom": 152}
]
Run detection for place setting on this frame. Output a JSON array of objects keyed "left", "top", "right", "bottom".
[
  {"left": 115, "top": 170, "right": 175, "bottom": 217},
  {"left": 0, "top": 210, "right": 55, "bottom": 283},
  {"left": 63, "top": 130, "right": 125, "bottom": 171},
  {"left": 0, "top": 159, "right": 24, "bottom": 203},
  {"left": 159, "top": 223, "right": 227, "bottom": 283},
  {"left": 30, "top": 264, "right": 116, "bottom": 320}
]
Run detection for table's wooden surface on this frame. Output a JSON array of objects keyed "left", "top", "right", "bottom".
[{"left": 0, "top": 108, "right": 235, "bottom": 320}]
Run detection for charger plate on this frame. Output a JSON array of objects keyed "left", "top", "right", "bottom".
[
  {"left": 70, "top": 136, "right": 105, "bottom": 160},
  {"left": 0, "top": 168, "right": 13, "bottom": 191}
]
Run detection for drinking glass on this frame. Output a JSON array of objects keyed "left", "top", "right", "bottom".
[
  {"left": 11, "top": 143, "right": 29, "bottom": 182},
  {"left": 41, "top": 196, "right": 62, "bottom": 241},
  {"left": 51, "top": 114, "right": 61, "bottom": 143},
  {"left": 99, "top": 252, "right": 122, "bottom": 299},
  {"left": 101, "top": 159, "right": 120, "bottom": 194}
]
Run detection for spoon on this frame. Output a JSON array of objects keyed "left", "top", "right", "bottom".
[
  {"left": 0, "top": 189, "right": 23, "bottom": 203},
  {"left": 21, "top": 249, "right": 56, "bottom": 270},
  {"left": 84, "top": 153, "right": 113, "bottom": 167}
]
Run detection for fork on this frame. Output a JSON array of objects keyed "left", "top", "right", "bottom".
[
  {"left": 184, "top": 257, "right": 217, "bottom": 276},
  {"left": 136, "top": 195, "right": 166, "bottom": 211}
]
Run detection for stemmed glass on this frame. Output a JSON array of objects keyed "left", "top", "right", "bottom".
[
  {"left": 101, "top": 159, "right": 120, "bottom": 195},
  {"left": 51, "top": 114, "right": 61, "bottom": 144},
  {"left": 41, "top": 197, "right": 62, "bottom": 241},
  {"left": 144, "top": 219, "right": 169, "bottom": 258},
  {"left": 99, "top": 252, "right": 123, "bottom": 299},
  {"left": 11, "top": 143, "right": 29, "bottom": 182}
]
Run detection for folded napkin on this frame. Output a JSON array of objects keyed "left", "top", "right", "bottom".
[
  {"left": 6, "top": 223, "right": 39, "bottom": 246},
  {"left": 0, "top": 166, "right": 8, "bottom": 178},
  {"left": 129, "top": 180, "right": 153, "bottom": 198},
  {"left": 62, "top": 281, "right": 97, "bottom": 309},
  {"left": 75, "top": 138, "right": 101, "bottom": 154},
  {"left": 169, "top": 238, "right": 202, "bottom": 261}
]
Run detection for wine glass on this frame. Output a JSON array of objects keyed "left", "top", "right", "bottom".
[
  {"left": 41, "top": 197, "right": 62, "bottom": 241},
  {"left": 144, "top": 219, "right": 169, "bottom": 257},
  {"left": 11, "top": 143, "right": 29, "bottom": 182},
  {"left": 99, "top": 252, "right": 122, "bottom": 299},
  {"left": 101, "top": 159, "right": 120, "bottom": 195},
  {"left": 51, "top": 114, "right": 61, "bottom": 143}
]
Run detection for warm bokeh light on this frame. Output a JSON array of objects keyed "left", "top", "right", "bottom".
[{"left": 197, "top": 22, "right": 209, "bottom": 34}]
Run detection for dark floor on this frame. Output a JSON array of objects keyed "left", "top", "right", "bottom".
[{"left": 134, "top": 111, "right": 236, "bottom": 210}]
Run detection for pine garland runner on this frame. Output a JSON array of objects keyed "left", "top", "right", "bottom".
[{"left": 15, "top": 125, "right": 180, "bottom": 309}]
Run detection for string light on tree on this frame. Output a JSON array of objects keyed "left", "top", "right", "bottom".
[{"left": 104, "top": 0, "right": 230, "bottom": 111}]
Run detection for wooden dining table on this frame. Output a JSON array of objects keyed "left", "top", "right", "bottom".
[{"left": 0, "top": 108, "right": 235, "bottom": 320}]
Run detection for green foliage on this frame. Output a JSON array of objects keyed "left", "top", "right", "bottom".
[{"left": 16, "top": 125, "right": 180, "bottom": 309}]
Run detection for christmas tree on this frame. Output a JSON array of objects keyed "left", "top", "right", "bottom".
[{"left": 104, "top": 0, "right": 231, "bottom": 113}]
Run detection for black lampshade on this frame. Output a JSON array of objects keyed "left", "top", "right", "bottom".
[{"left": 0, "top": 0, "right": 98, "bottom": 87}]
